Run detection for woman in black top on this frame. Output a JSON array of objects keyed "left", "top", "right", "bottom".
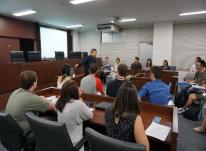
[
  {"left": 105, "top": 81, "right": 150, "bottom": 151},
  {"left": 161, "top": 60, "right": 170, "bottom": 70},
  {"left": 131, "top": 57, "right": 142, "bottom": 70}
]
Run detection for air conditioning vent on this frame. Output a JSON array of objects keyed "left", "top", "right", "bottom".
[{"left": 97, "top": 24, "right": 120, "bottom": 33}]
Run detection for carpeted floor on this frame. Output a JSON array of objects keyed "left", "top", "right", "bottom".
[{"left": 177, "top": 115, "right": 206, "bottom": 151}]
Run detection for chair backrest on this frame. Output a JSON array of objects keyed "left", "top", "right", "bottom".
[
  {"left": 85, "top": 128, "right": 146, "bottom": 151},
  {"left": 0, "top": 142, "right": 8, "bottom": 151},
  {"left": 55, "top": 51, "right": 65, "bottom": 60},
  {"left": 10, "top": 51, "right": 25, "bottom": 63},
  {"left": 0, "top": 113, "right": 24, "bottom": 151},
  {"left": 26, "top": 112, "right": 74, "bottom": 151},
  {"left": 169, "top": 66, "right": 176, "bottom": 71},
  {"left": 82, "top": 52, "right": 88, "bottom": 58},
  {"left": 68, "top": 52, "right": 83, "bottom": 59},
  {"left": 26, "top": 51, "right": 41, "bottom": 62}
]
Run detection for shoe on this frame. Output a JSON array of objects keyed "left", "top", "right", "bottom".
[
  {"left": 178, "top": 108, "right": 185, "bottom": 114},
  {"left": 193, "top": 127, "right": 205, "bottom": 133}
]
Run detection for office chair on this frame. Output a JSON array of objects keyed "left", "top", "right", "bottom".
[
  {"left": 169, "top": 66, "right": 176, "bottom": 72},
  {"left": 55, "top": 51, "right": 65, "bottom": 60},
  {"left": 85, "top": 128, "right": 146, "bottom": 151},
  {"left": 0, "top": 113, "right": 25, "bottom": 151},
  {"left": 82, "top": 52, "right": 88, "bottom": 58},
  {"left": 26, "top": 112, "right": 86, "bottom": 151},
  {"left": 10, "top": 51, "right": 25, "bottom": 63},
  {"left": 0, "top": 142, "right": 8, "bottom": 151},
  {"left": 26, "top": 51, "right": 41, "bottom": 62},
  {"left": 68, "top": 52, "right": 83, "bottom": 59}
]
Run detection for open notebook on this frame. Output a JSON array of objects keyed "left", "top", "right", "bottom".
[{"left": 146, "top": 122, "right": 171, "bottom": 141}]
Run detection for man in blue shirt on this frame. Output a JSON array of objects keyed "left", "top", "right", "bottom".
[
  {"left": 138, "top": 66, "right": 170, "bottom": 105},
  {"left": 75, "top": 49, "right": 97, "bottom": 75}
]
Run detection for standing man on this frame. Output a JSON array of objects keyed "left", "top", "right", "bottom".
[{"left": 75, "top": 49, "right": 97, "bottom": 75}]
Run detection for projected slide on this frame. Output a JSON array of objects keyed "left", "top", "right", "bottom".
[{"left": 40, "top": 27, "right": 68, "bottom": 58}]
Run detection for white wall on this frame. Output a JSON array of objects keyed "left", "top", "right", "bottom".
[
  {"left": 79, "top": 30, "right": 101, "bottom": 56},
  {"left": 153, "top": 21, "right": 173, "bottom": 65},
  {"left": 172, "top": 22, "right": 206, "bottom": 70},
  {"left": 72, "top": 31, "right": 80, "bottom": 51},
  {"left": 74, "top": 27, "right": 153, "bottom": 66},
  {"left": 72, "top": 22, "right": 206, "bottom": 70}
]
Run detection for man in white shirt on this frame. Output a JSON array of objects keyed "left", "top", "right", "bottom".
[{"left": 190, "top": 57, "right": 201, "bottom": 73}]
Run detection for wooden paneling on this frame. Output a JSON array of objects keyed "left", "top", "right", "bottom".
[
  {"left": 0, "top": 37, "right": 20, "bottom": 64},
  {"left": 0, "top": 16, "right": 40, "bottom": 64},
  {"left": 0, "top": 93, "right": 10, "bottom": 111},
  {"left": 0, "top": 16, "right": 38, "bottom": 39},
  {"left": 0, "top": 64, "right": 20, "bottom": 94}
]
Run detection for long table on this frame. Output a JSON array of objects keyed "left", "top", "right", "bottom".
[{"left": 36, "top": 87, "right": 178, "bottom": 151}]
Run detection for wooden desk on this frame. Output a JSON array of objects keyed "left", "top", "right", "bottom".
[
  {"left": 0, "top": 58, "right": 101, "bottom": 110},
  {"left": 35, "top": 87, "right": 178, "bottom": 151}
]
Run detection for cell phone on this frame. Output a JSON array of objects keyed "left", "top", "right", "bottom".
[
  {"left": 86, "top": 101, "right": 94, "bottom": 108},
  {"left": 152, "top": 116, "right": 162, "bottom": 124}
]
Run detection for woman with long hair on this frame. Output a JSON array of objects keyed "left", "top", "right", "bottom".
[
  {"left": 161, "top": 60, "right": 170, "bottom": 70},
  {"left": 56, "top": 80, "right": 93, "bottom": 151},
  {"left": 105, "top": 81, "right": 150, "bottom": 151},
  {"left": 57, "top": 64, "right": 73, "bottom": 89},
  {"left": 145, "top": 58, "right": 152, "bottom": 71}
]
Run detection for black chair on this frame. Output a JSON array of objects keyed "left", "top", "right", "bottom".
[
  {"left": 169, "top": 66, "right": 176, "bottom": 72},
  {"left": 26, "top": 112, "right": 86, "bottom": 151},
  {"left": 85, "top": 128, "right": 146, "bottom": 151},
  {"left": 26, "top": 51, "right": 41, "bottom": 62},
  {"left": 10, "top": 51, "right": 25, "bottom": 63},
  {"left": 55, "top": 51, "right": 65, "bottom": 60},
  {"left": 82, "top": 52, "right": 88, "bottom": 58},
  {"left": 0, "top": 113, "right": 25, "bottom": 151},
  {"left": 68, "top": 52, "right": 85, "bottom": 59},
  {"left": 0, "top": 142, "right": 8, "bottom": 151}
]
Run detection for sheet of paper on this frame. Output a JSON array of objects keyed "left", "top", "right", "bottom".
[
  {"left": 192, "top": 85, "right": 205, "bottom": 90},
  {"left": 47, "top": 96, "right": 58, "bottom": 104},
  {"left": 146, "top": 122, "right": 171, "bottom": 141},
  {"left": 90, "top": 108, "right": 94, "bottom": 112},
  {"left": 168, "top": 100, "right": 174, "bottom": 106}
]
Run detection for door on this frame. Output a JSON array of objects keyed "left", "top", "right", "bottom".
[
  {"left": 0, "top": 37, "right": 20, "bottom": 64},
  {"left": 138, "top": 43, "right": 153, "bottom": 68}
]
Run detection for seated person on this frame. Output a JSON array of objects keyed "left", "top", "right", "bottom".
[
  {"left": 193, "top": 60, "right": 206, "bottom": 85},
  {"left": 193, "top": 116, "right": 206, "bottom": 133},
  {"left": 56, "top": 80, "right": 93, "bottom": 151},
  {"left": 161, "top": 60, "right": 170, "bottom": 70},
  {"left": 103, "top": 56, "right": 112, "bottom": 73},
  {"left": 114, "top": 57, "right": 121, "bottom": 72},
  {"left": 80, "top": 63, "right": 104, "bottom": 94},
  {"left": 6, "top": 70, "right": 55, "bottom": 143},
  {"left": 101, "top": 57, "right": 112, "bottom": 84},
  {"left": 144, "top": 58, "right": 152, "bottom": 71},
  {"left": 106, "top": 63, "right": 128, "bottom": 97},
  {"left": 131, "top": 57, "right": 142, "bottom": 70},
  {"left": 138, "top": 66, "right": 170, "bottom": 105},
  {"left": 57, "top": 64, "right": 72, "bottom": 89},
  {"left": 105, "top": 81, "right": 149, "bottom": 151},
  {"left": 190, "top": 57, "right": 202, "bottom": 73},
  {"left": 180, "top": 81, "right": 206, "bottom": 111}
]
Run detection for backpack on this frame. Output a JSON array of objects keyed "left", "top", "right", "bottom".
[
  {"left": 174, "top": 87, "right": 190, "bottom": 108},
  {"left": 183, "top": 103, "right": 203, "bottom": 121},
  {"left": 174, "top": 86, "right": 203, "bottom": 108},
  {"left": 183, "top": 95, "right": 206, "bottom": 121}
]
